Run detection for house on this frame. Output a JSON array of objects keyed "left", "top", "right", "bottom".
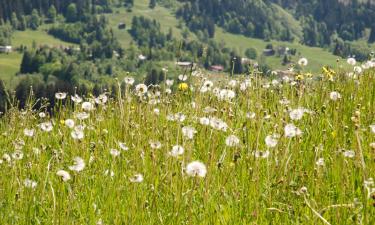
[
  {"left": 262, "top": 48, "right": 275, "bottom": 56},
  {"left": 176, "top": 61, "right": 194, "bottom": 69},
  {"left": 0, "top": 46, "right": 12, "bottom": 53},
  {"left": 241, "top": 57, "right": 257, "bottom": 66},
  {"left": 209, "top": 65, "right": 224, "bottom": 72},
  {"left": 118, "top": 23, "right": 126, "bottom": 29}
]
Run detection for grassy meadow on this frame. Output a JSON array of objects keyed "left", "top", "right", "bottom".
[{"left": 0, "top": 60, "right": 375, "bottom": 224}]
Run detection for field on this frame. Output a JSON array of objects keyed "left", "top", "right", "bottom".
[
  {"left": 0, "top": 62, "right": 375, "bottom": 224},
  {"left": 0, "top": 28, "right": 74, "bottom": 87}
]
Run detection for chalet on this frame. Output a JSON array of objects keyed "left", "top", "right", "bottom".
[
  {"left": 262, "top": 48, "right": 275, "bottom": 56},
  {"left": 209, "top": 65, "right": 224, "bottom": 72},
  {"left": 0, "top": 46, "right": 12, "bottom": 53},
  {"left": 118, "top": 23, "right": 126, "bottom": 29},
  {"left": 176, "top": 61, "right": 194, "bottom": 69}
]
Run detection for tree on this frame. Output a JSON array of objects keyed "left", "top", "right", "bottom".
[
  {"left": 245, "top": 48, "right": 257, "bottom": 59},
  {"left": 66, "top": 3, "right": 78, "bottom": 22},
  {"left": 20, "top": 51, "right": 33, "bottom": 74},
  {"left": 29, "top": 9, "right": 40, "bottom": 30},
  {"left": 369, "top": 26, "right": 375, "bottom": 43},
  {"left": 149, "top": 0, "right": 156, "bottom": 9},
  {"left": 48, "top": 6, "right": 57, "bottom": 23}
]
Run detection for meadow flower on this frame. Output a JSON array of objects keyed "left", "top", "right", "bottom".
[
  {"left": 2, "top": 153, "right": 11, "bottom": 163},
  {"left": 169, "top": 145, "right": 184, "bottom": 157},
  {"left": 369, "top": 124, "right": 375, "bottom": 134},
  {"left": 265, "top": 134, "right": 279, "bottom": 148},
  {"left": 175, "top": 112, "right": 186, "bottom": 122},
  {"left": 65, "top": 119, "right": 75, "bottom": 128},
  {"left": 200, "top": 80, "right": 214, "bottom": 93},
  {"left": 12, "top": 150, "right": 24, "bottom": 160},
  {"left": 24, "top": 179, "right": 37, "bottom": 189},
  {"left": 165, "top": 88, "right": 172, "bottom": 94},
  {"left": 23, "top": 128, "right": 35, "bottom": 137},
  {"left": 228, "top": 79, "right": 237, "bottom": 87},
  {"left": 298, "top": 58, "right": 308, "bottom": 66},
  {"left": 343, "top": 150, "right": 355, "bottom": 158},
  {"left": 289, "top": 108, "right": 306, "bottom": 121},
  {"left": 166, "top": 79, "right": 174, "bottom": 86},
  {"left": 279, "top": 98, "right": 290, "bottom": 105},
  {"left": 354, "top": 66, "right": 363, "bottom": 74},
  {"left": 118, "top": 142, "right": 129, "bottom": 151},
  {"left": 56, "top": 170, "right": 71, "bottom": 182},
  {"left": 209, "top": 117, "right": 228, "bottom": 131},
  {"left": 71, "top": 129, "right": 84, "bottom": 140},
  {"left": 182, "top": 126, "right": 197, "bottom": 140},
  {"left": 315, "top": 158, "right": 325, "bottom": 166},
  {"left": 130, "top": 174, "right": 144, "bottom": 183},
  {"left": 149, "top": 141, "right": 162, "bottom": 149},
  {"left": 71, "top": 94, "right": 82, "bottom": 103},
  {"left": 225, "top": 135, "right": 240, "bottom": 147},
  {"left": 199, "top": 117, "right": 210, "bottom": 126},
  {"left": 95, "top": 94, "right": 108, "bottom": 105},
  {"left": 240, "top": 79, "right": 251, "bottom": 91},
  {"left": 75, "top": 112, "right": 90, "bottom": 120},
  {"left": 40, "top": 122, "right": 53, "bottom": 132},
  {"left": 55, "top": 92, "right": 67, "bottom": 100},
  {"left": 124, "top": 77, "right": 135, "bottom": 85},
  {"left": 68, "top": 157, "right": 86, "bottom": 172},
  {"left": 135, "top": 84, "right": 148, "bottom": 95},
  {"left": 203, "top": 106, "right": 217, "bottom": 113},
  {"left": 178, "top": 74, "right": 188, "bottom": 81},
  {"left": 110, "top": 149, "right": 121, "bottom": 157},
  {"left": 218, "top": 89, "right": 236, "bottom": 101},
  {"left": 329, "top": 91, "right": 341, "bottom": 101},
  {"left": 82, "top": 102, "right": 95, "bottom": 111},
  {"left": 347, "top": 57, "right": 357, "bottom": 66},
  {"left": 178, "top": 83, "right": 189, "bottom": 91},
  {"left": 284, "top": 123, "right": 302, "bottom": 138},
  {"left": 246, "top": 112, "right": 256, "bottom": 119},
  {"left": 38, "top": 112, "right": 46, "bottom": 118},
  {"left": 186, "top": 161, "right": 207, "bottom": 178},
  {"left": 253, "top": 150, "right": 270, "bottom": 159}
]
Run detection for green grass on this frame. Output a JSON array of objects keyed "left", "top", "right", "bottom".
[
  {"left": 0, "top": 69, "right": 375, "bottom": 224},
  {"left": 0, "top": 52, "right": 22, "bottom": 86},
  {"left": 107, "top": 0, "right": 189, "bottom": 47},
  {"left": 215, "top": 28, "right": 342, "bottom": 73}
]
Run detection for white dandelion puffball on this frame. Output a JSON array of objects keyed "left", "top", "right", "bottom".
[
  {"left": 316, "top": 158, "right": 325, "bottom": 167},
  {"left": 135, "top": 84, "right": 148, "bottom": 95},
  {"left": 55, "top": 92, "right": 67, "bottom": 100},
  {"left": 354, "top": 66, "right": 363, "bottom": 74},
  {"left": 265, "top": 135, "right": 278, "bottom": 148},
  {"left": 166, "top": 79, "right": 174, "bottom": 86},
  {"left": 56, "top": 170, "right": 71, "bottom": 182},
  {"left": 329, "top": 91, "right": 341, "bottom": 101},
  {"left": 149, "top": 141, "right": 162, "bottom": 149},
  {"left": 225, "top": 135, "right": 240, "bottom": 147},
  {"left": 370, "top": 125, "right": 375, "bottom": 134},
  {"left": 130, "top": 174, "right": 144, "bottom": 183},
  {"left": 289, "top": 108, "right": 305, "bottom": 121},
  {"left": 347, "top": 57, "right": 357, "bottom": 66},
  {"left": 68, "top": 157, "right": 86, "bottom": 172},
  {"left": 182, "top": 126, "right": 197, "bottom": 140},
  {"left": 65, "top": 119, "right": 75, "bottom": 128},
  {"left": 343, "top": 150, "right": 355, "bottom": 158},
  {"left": 169, "top": 145, "right": 184, "bottom": 157},
  {"left": 124, "top": 76, "right": 135, "bottom": 85},
  {"left": 40, "top": 122, "right": 53, "bottom": 132},
  {"left": 186, "top": 161, "right": 207, "bottom": 178},
  {"left": 82, "top": 102, "right": 95, "bottom": 111},
  {"left": 24, "top": 179, "right": 37, "bottom": 189},
  {"left": 253, "top": 150, "right": 270, "bottom": 159},
  {"left": 71, "top": 94, "right": 82, "bottom": 103},
  {"left": 199, "top": 117, "right": 210, "bottom": 126},
  {"left": 110, "top": 149, "right": 121, "bottom": 157},
  {"left": 23, "top": 128, "right": 35, "bottom": 137},
  {"left": 75, "top": 112, "right": 90, "bottom": 120},
  {"left": 71, "top": 130, "right": 84, "bottom": 140},
  {"left": 119, "top": 142, "right": 129, "bottom": 151},
  {"left": 298, "top": 58, "right": 308, "bottom": 66},
  {"left": 178, "top": 74, "right": 188, "bottom": 81},
  {"left": 12, "top": 150, "right": 24, "bottom": 160},
  {"left": 284, "top": 123, "right": 302, "bottom": 138}
]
